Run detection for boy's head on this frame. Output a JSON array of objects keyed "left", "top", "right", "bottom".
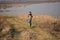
[{"left": 29, "top": 11, "right": 32, "bottom": 14}]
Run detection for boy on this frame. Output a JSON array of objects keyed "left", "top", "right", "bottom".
[{"left": 28, "top": 11, "right": 33, "bottom": 27}]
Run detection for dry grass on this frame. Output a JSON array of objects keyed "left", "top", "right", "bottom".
[{"left": 0, "top": 14, "right": 60, "bottom": 40}]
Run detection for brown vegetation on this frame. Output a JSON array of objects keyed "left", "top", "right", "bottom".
[{"left": 0, "top": 15, "right": 60, "bottom": 40}]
